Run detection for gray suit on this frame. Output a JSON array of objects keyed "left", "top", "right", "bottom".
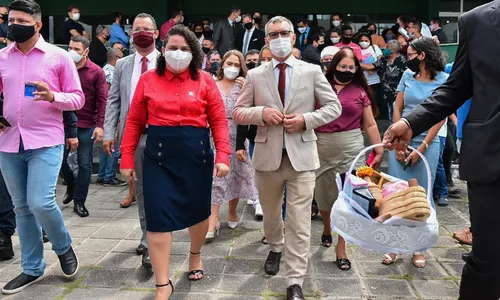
[
  {"left": 103, "top": 50, "right": 160, "bottom": 248},
  {"left": 213, "top": 19, "right": 242, "bottom": 57}
]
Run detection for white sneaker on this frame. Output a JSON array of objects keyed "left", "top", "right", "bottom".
[
  {"left": 254, "top": 202, "right": 263, "bottom": 220},
  {"left": 246, "top": 199, "right": 254, "bottom": 205}
]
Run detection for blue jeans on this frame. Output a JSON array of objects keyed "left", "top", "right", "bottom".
[
  {"left": 0, "top": 170, "right": 15, "bottom": 236},
  {"left": 0, "top": 144, "right": 72, "bottom": 276},
  {"left": 433, "top": 136, "right": 449, "bottom": 198},
  {"left": 61, "top": 127, "right": 95, "bottom": 204},
  {"left": 387, "top": 102, "right": 394, "bottom": 124},
  {"left": 98, "top": 143, "right": 120, "bottom": 181}
]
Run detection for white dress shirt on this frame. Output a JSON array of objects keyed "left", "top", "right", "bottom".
[
  {"left": 130, "top": 51, "right": 158, "bottom": 104},
  {"left": 272, "top": 56, "right": 295, "bottom": 106},
  {"left": 242, "top": 27, "right": 255, "bottom": 55}
]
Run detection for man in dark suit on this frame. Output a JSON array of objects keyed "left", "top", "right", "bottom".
[
  {"left": 213, "top": 7, "right": 243, "bottom": 57},
  {"left": 238, "top": 14, "right": 265, "bottom": 55},
  {"left": 430, "top": 17, "right": 449, "bottom": 43},
  {"left": 383, "top": 2, "right": 500, "bottom": 299}
]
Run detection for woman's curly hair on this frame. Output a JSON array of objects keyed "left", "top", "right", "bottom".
[
  {"left": 409, "top": 37, "right": 447, "bottom": 79},
  {"left": 156, "top": 25, "right": 203, "bottom": 80}
]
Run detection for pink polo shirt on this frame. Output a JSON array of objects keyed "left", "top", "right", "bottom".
[
  {"left": 336, "top": 41, "right": 363, "bottom": 61},
  {"left": 0, "top": 36, "right": 85, "bottom": 153}
]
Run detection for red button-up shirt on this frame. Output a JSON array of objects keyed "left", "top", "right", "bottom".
[
  {"left": 76, "top": 58, "right": 108, "bottom": 128},
  {"left": 120, "top": 69, "right": 231, "bottom": 169},
  {"left": 160, "top": 19, "right": 177, "bottom": 40}
]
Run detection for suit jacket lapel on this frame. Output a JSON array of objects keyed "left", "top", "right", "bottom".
[
  {"left": 123, "top": 54, "right": 135, "bottom": 111},
  {"left": 285, "top": 59, "right": 303, "bottom": 110},
  {"left": 489, "top": 1, "right": 500, "bottom": 42},
  {"left": 263, "top": 63, "right": 284, "bottom": 109}
]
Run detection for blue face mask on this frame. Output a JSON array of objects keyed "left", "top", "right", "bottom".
[
  {"left": 382, "top": 48, "right": 393, "bottom": 57},
  {"left": 409, "top": 33, "right": 415, "bottom": 39},
  {"left": 210, "top": 61, "right": 220, "bottom": 72}
]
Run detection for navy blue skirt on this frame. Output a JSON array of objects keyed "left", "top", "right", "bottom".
[{"left": 143, "top": 126, "right": 214, "bottom": 232}]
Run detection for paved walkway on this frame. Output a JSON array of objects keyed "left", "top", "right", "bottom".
[{"left": 0, "top": 181, "right": 470, "bottom": 300}]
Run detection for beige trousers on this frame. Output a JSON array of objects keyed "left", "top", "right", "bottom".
[{"left": 255, "top": 153, "right": 315, "bottom": 287}]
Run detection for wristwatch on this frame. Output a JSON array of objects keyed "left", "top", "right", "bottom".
[{"left": 400, "top": 118, "right": 412, "bottom": 130}]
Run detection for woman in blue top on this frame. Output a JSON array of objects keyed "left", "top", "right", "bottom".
[{"left": 383, "top": 37, "right": 448, "bottom": 269}]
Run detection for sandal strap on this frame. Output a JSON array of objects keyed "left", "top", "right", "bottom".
[
  {"left": 190, "top": 250, "right": 201, "bottom": 255},
  {"left": 156, "top": 279, "right": 173, "bottom": 288}
]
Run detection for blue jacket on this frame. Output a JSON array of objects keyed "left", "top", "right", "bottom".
[{"left": 445, "top": 63, "right": 470, "bottom": 139}]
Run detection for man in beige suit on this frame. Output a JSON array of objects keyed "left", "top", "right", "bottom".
[{"left": 233, "top": 16, "right": 342, "bottom": 300}]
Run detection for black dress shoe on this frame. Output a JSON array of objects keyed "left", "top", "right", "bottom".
[
  {"left": 58, "top": 246, "right": 79, "bottom": 278},
  {"left": 42, "top": 230, "right": 49, "bottom": 243},
  {"left": 0, "top": 232, "right": 14, "bottom": 261},
  {"left": 142, "top": 248, "right": 152, "bottom": 269},
  {"left": 74, "top": 203, "right": 89, "bottom": 218},
  {"left": 462, "top": 252, "right": 470, "bottom": 262},
  {"left": 136, "top": 244, "right": 145, "bottom": 255},
  {"left": 63, "top": 185, "right": 76, "bottom": 205},
  {"left": 1, "top": 273, "right": 42, "bottom": 294},
  {"left": 264, "top": 251, "right": 282, "bottom": 276},
  {"left": 287, "top": 284, "right": 305, "bottom": 300}
]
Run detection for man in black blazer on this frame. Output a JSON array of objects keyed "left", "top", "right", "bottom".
[
  {"left": 383, "top": 2, "right": 500, "bottom": 299},
  {"left": 238, "top": 14, "right": 265, "bottom": 55},
  {"left": 430, "top": 17, "right": 449, "bottom": 43},
  {"left": 212, "top": 7, "right": 243, "bottom": 57}
]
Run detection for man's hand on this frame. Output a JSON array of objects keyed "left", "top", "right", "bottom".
[
  {"left": 283, "top": 114, "right": 305, "bottom": 133},
  {"left": 214, "top": 163, "right": 230, "bottom": 178},
  {"left": 236, "top": 150, "right": 247, "bottom": 162},
  {"left": 103, "top": 140, "right": 116, "bottom": 156},
  {"left": 92, "top": 127, "right": 104, "bottom": 143},
  {"left": 66, "top": 138, "right": 79, "bottom": 152},
  {"left": 262, "top": 107, "right": 284, "bottom": 125},
  {"left": 235, "top": 77, "right": 245, "bottom": 88},
  {"left": 383, "top": 120, "right": 413, "bottom": 151},
  {"left": 30, "top": 81, "right": 55, "bottom": 103},
  {"left": 121, "top": 168, "right": 137, "bottom": 181}
]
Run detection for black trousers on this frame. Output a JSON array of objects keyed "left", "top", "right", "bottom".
[
  {"left": 0, "top": 170, "right": 15, "bottom": 236},
  {"left": 459, "top": 176, "right": 500, "bottom": 300}
]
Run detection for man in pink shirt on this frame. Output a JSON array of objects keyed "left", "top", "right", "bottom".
[
  {"left": 336, "top": 25, "right": 363, "bottom": 61},
  {"left": 159, "top": 9, "right": 183, "bottom": 40},
  {"left": 0, "top": 0, "right": 84, "bottom": 294}
]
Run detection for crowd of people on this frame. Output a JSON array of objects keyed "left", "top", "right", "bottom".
[{"left": 0, "top": 0, "right": 497, "bottom": 299}]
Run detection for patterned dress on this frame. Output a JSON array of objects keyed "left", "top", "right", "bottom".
[{"left": 211, "top": 84, "right": 259, "bottom": 205}]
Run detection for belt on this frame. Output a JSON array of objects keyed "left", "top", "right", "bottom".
[{"left": 142, "top": 128, "right": 148, "bottom": 135}]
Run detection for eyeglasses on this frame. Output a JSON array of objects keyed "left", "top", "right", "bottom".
[
  {"left": 337, "top": 64, "right": 357, "bottom": 72},
  {"left": 407, "top": 51, "right": 419, "bottom": 59},
  {"left": 267, "top": 30, "right": 292, "bottom": 40},
  {"left": 131, "top": 27, "right": 155, "bottom": 33}
]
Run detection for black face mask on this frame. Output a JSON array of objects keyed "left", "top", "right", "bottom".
[
  {"left": 322, "top": 62, "right": 331, "bottom": 71},
  {"left": 342, "top": 37, "right": 352, "bottom": 44},
  {"left": 253, "top": 16, "right": 261, "bottom": 23},
  {"left": 334, "top": 70, "right": 355, "bottom": 84},
  {"left": 367, "top": 30, "right": 376, "bottom": 35},
  {"left": 407, "top": 56, "right": 422, "bottom": 73},
  {"left": 8, "top": 24, "right": 36, "bottom": 43},
  {"left": 246, "top": 61, "right": 256, "bottom": 70},
  {"left": 202, "top": 46, "right": 210, "bottom": 54},
  {"left": 1, "top": 14, "right": 7, "bottom": 22},
  {"left": 195, "top": 32, "right": 203, "bottom": 38},
  {"left": 317, "top": 44, "right": 325, "bottom": 52},
  {"left": 244, "top": 22, "right": 253, "bottom": 30}
]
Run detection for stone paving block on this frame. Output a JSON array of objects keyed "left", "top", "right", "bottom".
[
  {"left": 201, "top": 242, "right": 231, "bottom": 258},
  {"left": 104, "top": 217, "right": 140, "bottom": 229},
  {"left": 239, "top": 221, "right": 266, "bottom": 230},
  {"left": 428, "top": 248, "right": 468, "bottom": 262},
  {"left": 230, "top": 242, "right": 270, "bottom": 259},
  {"left": 91, "top": 227, "right": 134, "bottom": 240},
  {"left": 412, "top": 279, "right": 460, "bottom": 298},
  {"left": 217, "top": 295, "right": 264, "bottom": 300},
  {"left": 442, "top": 262, "right": 465, "bottom": 278},
  {"left": 65, "top": 287, "right": 123, "bottom": 300},
  {"left": 233, "top": 229, "right": 265, "bottom": 244},
  {"left": 114, "top": 208, "right": 141, "bottom": 219},
  {"left": 436, "top": 208, "right": 468, "bottom": 225},
  {"left": 432, "top": 235, "right": 463, "bottom": 248},
  {"left": 316, "top": 277, "right": 364, "bottom": 298},
  {"left": 174, "top": 274, "right": 222, "bottom": 293},
  {"left": 202, "top": 257, "right": 227, "bottom": 275},
  {"left": 6, "top": 283, "right": 65, "bottom": 300},
  {"left": 219, "top": 274, "right": 266, "bottom": 293},
  {"left": 170, "top": 292, "right": 216, "bottom": 300},
  {"left": 0, "top": 263, "right": 23, "bottom": 280},
  {"left": 112, "top": 240, "right": 141, "bottom": 253},
  {"left": 172, "top": 229, "right": 192, "bottom": 242},
  {"left": 311, "top": 257, "right": 358, "bottom": 277},
  {"left": 125, "top": 228, "right": 145, "bottom": 240},
  {"left": 364, "top": 278, "right": 415, "bottom": 297},
  {"left": 110, "top": 290, "right": 155, "bottom": 300},
  {"left": 358, "top": 261, "right": 403, "bottom": 277},
  {"left": 442, "top": 225, "right": 470, "bottom": 236},
  {"left": 397, "top": 261, "right": 449, "bottom": 280},
  {"left": 67, "top": 225, "right": 100, "bottom": 238},
  {"left": 68, "top": 217, "right": 110, "bottom": 227},
  {"left": 97, "top": 252, "right": 142, "bottom": 269},
  {"left": 75, "top": 238, "right": 121, "bottom": 252},
  {"left": 86, "top": 208, "right": 122, "bottom": 219},
  {"left": 83, "top": 268, "right": 135, "bottom": 288},
  {"left": 224, "top": 258, "right": 264, "bottom": 275},
  {"left": 75, "top": 251, "right": 107, "bottom": 267}
]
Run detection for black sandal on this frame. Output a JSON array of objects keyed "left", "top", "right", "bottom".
[
  {"left": 261, "top": 236, "right": 268, "bottom": 244},
  {"left": 155, "top": 279, "right": 174, "bottom": 297},
  {"left": 187, "top": 251, "right": 204, "bottom": 281},
  {"left": 336, "top": 256, "right": 351, "bottom": 271},
  {"left": 311, "top": 200, "right": 319, "bottom": 219},
  {"left": 321, "top": 235, "right": 332, "bottom": 248}
]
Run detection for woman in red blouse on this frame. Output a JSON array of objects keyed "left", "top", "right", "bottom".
[{"left": 120, "top": 25, "right": 230, "bottom": 299}]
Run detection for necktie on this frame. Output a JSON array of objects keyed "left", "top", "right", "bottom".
[
  {"left": 141, "top": 56, "right": 148, "bottom": 74},
  {"left": 243, "top": 30, "right": 251, "bottom": 55},
  {"left": 277, "top": 63, "right": 287, "bottom": 105}
]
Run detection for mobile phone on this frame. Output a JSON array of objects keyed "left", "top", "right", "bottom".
[
  {"left": 24, "top": 83, "right": 37, "bottom": 98},
  {"left": 403, "top": 148, "right": 413, "bottom": 170},
  {"left": 0, "top": 116, "right": 11, "bottom": 127}
]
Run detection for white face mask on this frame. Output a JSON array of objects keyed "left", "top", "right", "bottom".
[
  {"left": 164, "top": 50, "right": 193, "bottom": 73},
  {"left": 270, "top": 37, "right": 292, "bottom": 58},
  {"left": 260, "top": 61, "right": 270, "bottom": 67},
  {"left": 68, "top": 50, "right": 83, "bottom": 63},
  {"left": 72, "top": 13, "right": 80, "bottom": 21},
  {"left": 298, "top": 27, "right": 306, "bottom": 34},
  {"left": 359, "top": 41, "right": 370, "bottom": 49},
  {"left": 332, "top": 20, "right": 341, "bottom": 27},
  {"left": 223, "top": 66, "right": 240, "bottom": 80},
  {"left": 330, "top": 37, "right": 340, "bottom": 44},
  {"left": 398, "top": 27, "right": 409, "bottom": 39},
  {"left": 180, "top": 16, "right": 184, "bottom": 23},
  {"left": 235, "top": 15, "right": 242, "bottom": 23}
]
